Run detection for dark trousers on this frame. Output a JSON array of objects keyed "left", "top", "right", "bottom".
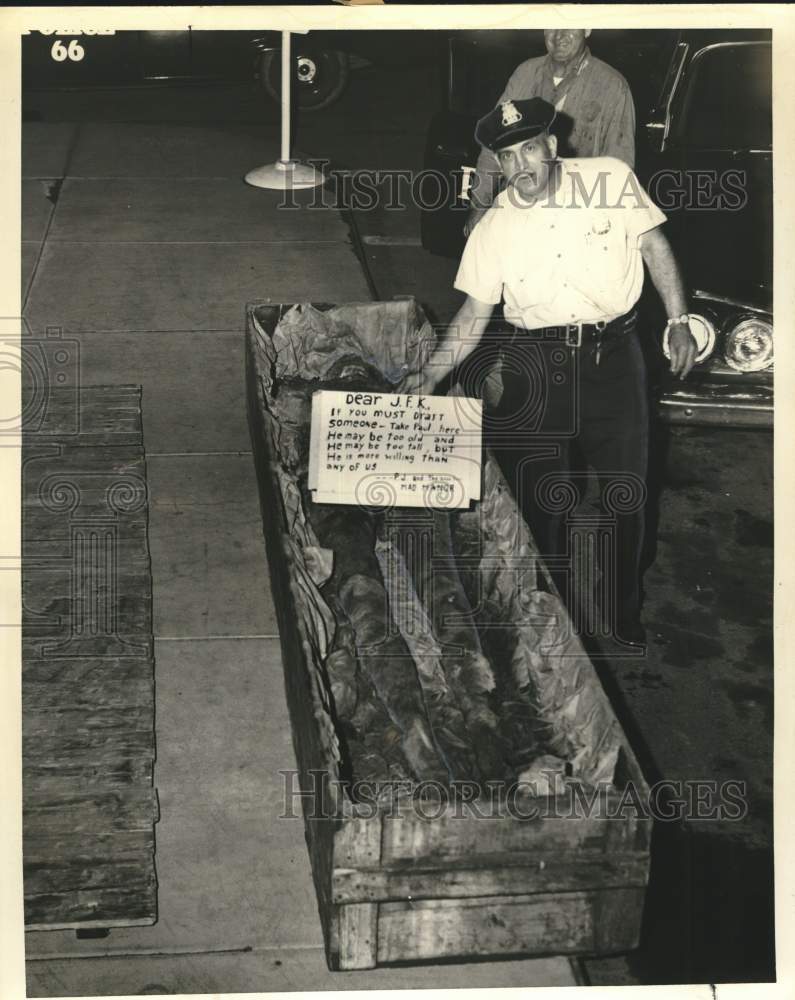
[{"left": 486, "top": 315, "right": 649, "bottom": 628}]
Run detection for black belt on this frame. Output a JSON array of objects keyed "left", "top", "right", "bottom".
[{"left": 517, "top": 309, "right": 637, "bottom": 349}]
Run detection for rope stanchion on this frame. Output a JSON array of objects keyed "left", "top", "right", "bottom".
[{"left": 245, "top": 30, "right": 325, "bottom": 190}]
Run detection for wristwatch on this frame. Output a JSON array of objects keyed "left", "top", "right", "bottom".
[{"left": 664, "top": 313, "right": 690, "bottom": 330}]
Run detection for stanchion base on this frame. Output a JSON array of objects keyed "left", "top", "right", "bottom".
[{"left": 244, "top": 159, "right": 326, "bottom": 190}]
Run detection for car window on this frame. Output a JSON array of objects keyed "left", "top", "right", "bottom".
[
  {"left": 448, "top": 35, "right": 543, "bottom": 118},
  {"left": 674, "top": 42, "right": 771, "bottom": 150}
]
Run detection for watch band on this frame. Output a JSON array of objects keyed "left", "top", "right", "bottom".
[{"left": 664, "top": 313, "right": 690, "bottom": 330}]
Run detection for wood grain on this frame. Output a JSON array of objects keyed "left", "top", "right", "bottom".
[
  {"left": 22, "top": 384, "right": 157, "bottom": 930},
  {"left": 332, "top": 854, "right": 650, "bottom": 904},
  {"left": 338, "top": 903, "right": 378, "bottom": 970}
]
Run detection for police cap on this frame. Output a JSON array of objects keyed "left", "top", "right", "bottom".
[{"left": 475, "top": 98, "right": 557, "bottom": 152}]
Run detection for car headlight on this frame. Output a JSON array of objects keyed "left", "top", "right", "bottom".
[
  {"left": 662, "top": 313, "right": 716, "bottom": 363},
  {"left": 724, "top": 317, "right": 773, "bottom": 372}
]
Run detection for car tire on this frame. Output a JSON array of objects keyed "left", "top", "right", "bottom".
[{"left": 259, "top": 47, "right": 349, "bottom": 112}]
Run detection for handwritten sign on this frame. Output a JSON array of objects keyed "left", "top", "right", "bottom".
[{"left": 308, "top": 390, "right": 482, "bottom": 509}]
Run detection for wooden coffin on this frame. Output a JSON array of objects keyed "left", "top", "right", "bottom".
[{"left": 245, "top": 299, "right": 651, "bottom": 970}]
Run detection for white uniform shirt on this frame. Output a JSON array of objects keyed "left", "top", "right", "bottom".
[{"left": 455, "top": 157, "right": 666, "bottom": 330}]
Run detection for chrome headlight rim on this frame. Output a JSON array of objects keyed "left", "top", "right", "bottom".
[{"left": 723, "top": 315, "right": 774, "bottom": 373}]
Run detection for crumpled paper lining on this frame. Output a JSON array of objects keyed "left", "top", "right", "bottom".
[
  {"left": 250, "top": 300, "right": 619, "bottom": 797},
  {"left": 475, "top": 453, "right": 621, "bottom": 788},
  {"left": 252, "top": 300, "right": 434, "bottom": 391}
]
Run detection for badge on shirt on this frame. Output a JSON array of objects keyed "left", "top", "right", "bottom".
[{"left": 592, "top": 218, "right": 612, "bottom": 236}]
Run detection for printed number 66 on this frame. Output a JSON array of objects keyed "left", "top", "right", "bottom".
[{"left": 51, "top": 39, "right": 85, "bottom": 62}]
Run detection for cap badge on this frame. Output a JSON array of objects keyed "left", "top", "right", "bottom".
[{"left": 500, "top": 101, "right": 522, "bottom": 127}]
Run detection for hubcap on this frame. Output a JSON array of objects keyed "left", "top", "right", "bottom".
[{"left": 297, "top": 56, "right": 317, "bottom": 84}]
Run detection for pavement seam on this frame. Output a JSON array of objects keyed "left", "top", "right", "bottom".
[{"left": 23, "top": 123, "right": 84, "bottom": 312}]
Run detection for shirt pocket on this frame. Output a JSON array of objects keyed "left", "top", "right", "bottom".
[{"left": 581, "top": 213, "right": 632, "bottom": 287}]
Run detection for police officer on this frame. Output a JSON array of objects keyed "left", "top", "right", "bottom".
[
  {"left": 465, "top": 29, "right": 636, "bottom": 237},
  {"left": 402, "top": 98, "right": 698, "bottom": 647}
]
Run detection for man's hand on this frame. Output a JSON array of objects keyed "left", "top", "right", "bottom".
[
  {"left": 668, "top": 322, "right": 698, "bottom": 380},
  {"left": 398, "top": 369, "right": 436, "bottom": 396},
  {"left": 639, "top": 227, "right": 696, "bottom": 379},
  {"left": 398, "top": 295, "right": 496, "bottom": 398}
]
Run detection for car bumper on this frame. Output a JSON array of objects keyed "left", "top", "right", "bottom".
[{"left": 658, "top": 380, "right": 773, "bottom": 428}]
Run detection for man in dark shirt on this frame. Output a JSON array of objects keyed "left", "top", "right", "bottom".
[{"left": 465, "top": 29, "right": 636, "bottom": 236}]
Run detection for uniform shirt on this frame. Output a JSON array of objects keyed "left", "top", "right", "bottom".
[
  {"left": 471, "top": 49, "right": 636, "bottom": 210},
  {"left": 455, "top": 157, "right": 666, "bottom": 330}
]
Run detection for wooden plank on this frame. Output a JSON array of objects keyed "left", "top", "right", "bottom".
[
  {"left": 23, "top": 428, "right": 143, "bottom": 449},
  {"left": 23, "top": 445, "right": 146, "bottom": 478},
  {"left": 23, "top": 387, "right": 143, "bottom": 446},
  {"left": 24, "top": 858, "right": 156, "bottom": 896},
  {"left": 22, "top": 519, "right": 149, "bottom": 562},
  {"left": 23, "top": 830, "right": 155, "bottom": 864},
  {"left": 24, "top": 882, "right": 157, "bottom": 928},
  {"left": 23, "top": 494, "right": 148, "bottom": 518},
  {"left": 24, "top": 678, "right": 153, "bottom": 712},
  {"left": 21, "top": 383, "right": 158, "bottom": 931},
  {"left": 22, "top": 653, "right": 153, "bottom": 681},
  {"left": 332, "top": 854, "right": 650, "bottom": 904},
  {"left": 376, "top": 890, "right": 600, "bottom": 963},
  {"left": 24, "top": 755, "right": 154, "bottom": 790},
  {"left": 22, "top": 598, "right": 152, "bottom": 631},
  {"left": 22, "top": 729, "right": 154, "bottom": 773},
  {"left": 22, "top": 657, "right": 153, "bottom": 707},
  {"left": 338, "top": 903, "right": 378, "bottom": 970},
  {"left": 334, "top": 818, "right": 382, "bottom": 868},
  {"left": 24, "top": 704, "right": 154, "bottom": 737},
  {"left": 22, "top": 634, "right": 154, "bottom": 661},
  {"left": 379, "top": 810, "right": 636, "bottom": 866},
  {"left": 23, "top": 597, "right": 154, "bottom": 639},
  {"left": 23, "top": 567, "right": 151, "bottom": 602},
  {"left": 23, "top": 786, "right": 158, "bottom": 824},
  {"left": 22, "top": 564, "right": 152, "bottom": 591},
  {"left": 25, "top": 915, "right": 154, "bottom": 932},
  {"left": 23, "top": 610, "right": 153, "bottom": 644}
]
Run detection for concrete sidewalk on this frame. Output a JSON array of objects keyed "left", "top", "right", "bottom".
[{"left": 21, "top": 120, "right": 577, "bottom": 995}]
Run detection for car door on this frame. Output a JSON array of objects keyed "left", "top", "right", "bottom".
[
  {"left": 650, "top": 39, "right": 772, "bottom": 310},
  {"left": 138, "top": 30, "right": 192, "bottom": 81}
]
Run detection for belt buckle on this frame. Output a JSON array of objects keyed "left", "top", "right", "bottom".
[{"left": 565, "top": 322, "right": 582, "bottom": 349}]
